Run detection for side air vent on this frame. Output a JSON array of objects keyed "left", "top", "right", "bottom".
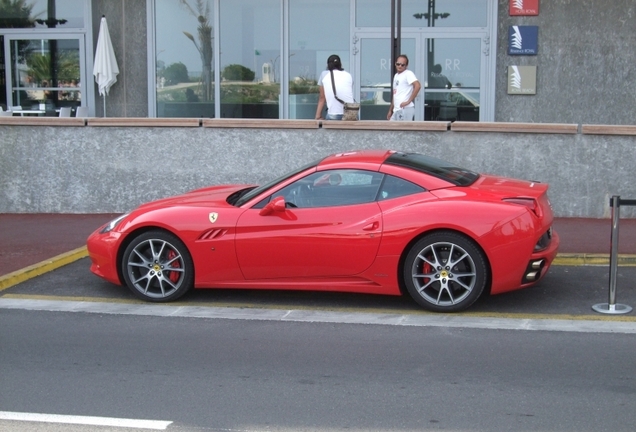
[{"left": 198, "top": 228, "right": 228, "bottom": 241}]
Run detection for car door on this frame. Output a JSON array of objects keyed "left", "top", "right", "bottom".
[{"left": 235, "top": 169, "right": 384, "bottom": 280}]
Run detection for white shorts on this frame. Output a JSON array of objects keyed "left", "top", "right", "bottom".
[{"left": 390, "top": 107, "right": 415, "bottom": 121}]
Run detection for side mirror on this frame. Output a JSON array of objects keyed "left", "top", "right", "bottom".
[{"left": 259, "top": 196, "right": 286, "bottom": 216}]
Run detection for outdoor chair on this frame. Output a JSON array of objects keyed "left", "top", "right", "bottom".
[{"left": 75, "top": 106, "right": 89, "bottom": 117}]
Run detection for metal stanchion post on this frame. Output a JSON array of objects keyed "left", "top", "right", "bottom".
[{"left": 593, "top": 195, "right": 632, "bottom": 314}]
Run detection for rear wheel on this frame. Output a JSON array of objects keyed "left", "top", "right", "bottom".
[
  {"left": 403, "top": 232, "right": 487, "bottom": 312},
  {"left": 121, "top": 231, "right": 194, "bottom": 302}
]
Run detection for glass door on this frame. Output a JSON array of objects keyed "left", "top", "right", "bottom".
[
  {"left": 355, "top": 34, "right": 419, "bottom": 120},
  {"left": 423, "top": 37, "right": 482, "bottom": 121},
  {"left": 355, "top": 33, "right": 487, "bottom": 121}
]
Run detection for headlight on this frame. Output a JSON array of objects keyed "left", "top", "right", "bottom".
[{"left": 100, "top": 213, "right": 129, "bottom": 234}]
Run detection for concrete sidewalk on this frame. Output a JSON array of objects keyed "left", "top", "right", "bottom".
[{"left": 1, "top": 214, "right": 636, "bottom": 280}]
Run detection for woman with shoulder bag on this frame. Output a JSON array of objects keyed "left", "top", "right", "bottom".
[{"left": 315, "top": 55, "right": 358, "bottom": 120}]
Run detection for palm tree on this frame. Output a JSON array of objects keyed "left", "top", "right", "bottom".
[
  {"left": 180, "top": 0, "right": 213, "bottom": 102},
  {"left": 0, "top": 0, "right": 35, "bottom": 28}
]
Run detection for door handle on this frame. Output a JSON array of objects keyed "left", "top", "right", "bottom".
[{"left": 363, "top": 222, "right": 379, "bottom": 231}]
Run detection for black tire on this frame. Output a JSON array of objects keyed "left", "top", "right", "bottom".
[
  {"left": 121, "top": 230, "right": 194, "bottom": 302},
  {"left": 403, "top": 231, "right": 488, "bottom": 312}
]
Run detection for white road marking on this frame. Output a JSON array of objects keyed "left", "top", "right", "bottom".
[
  {"left": 1, "top": 298, "right": 636, "bottom": 334},
  {"left": 0, "top": 411, "right": 172, "bottom": 429}
]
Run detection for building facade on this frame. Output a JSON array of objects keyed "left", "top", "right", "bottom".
[{"left": 1, "top": 0, "right": 634, "bottom": 124}]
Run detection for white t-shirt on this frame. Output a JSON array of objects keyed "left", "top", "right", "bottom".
[
  {"left": 319, "top": 69, "right": 354, "bottom": 115},
  {"left": 392, "top": 69, "right": 419, "bottom": 110}
]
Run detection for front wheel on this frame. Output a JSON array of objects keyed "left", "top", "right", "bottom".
[
  {"left": 121, "top": 231, "right": 194, "bottom": 302},
  {"left": 403, "top": 232, "right": 488, "bottom": 312}
]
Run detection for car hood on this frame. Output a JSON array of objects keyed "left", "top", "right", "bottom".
[{"left": 136, "top": 184, "right": 255, "bottom": 210}]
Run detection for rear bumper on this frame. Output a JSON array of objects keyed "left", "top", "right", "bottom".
[{"left": 521, "top": 229, "right": 560, "bottom": 286}]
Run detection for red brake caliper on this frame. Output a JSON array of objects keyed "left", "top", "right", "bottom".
[
  {"left": 422, "top": 255, "right": 432, "bottom": 285},
  {"left": 167, "top": 250, "right": 181, "bottom": 283}
]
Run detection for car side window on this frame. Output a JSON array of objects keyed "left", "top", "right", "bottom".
[
  {"left": 273, "top": 169, "right": 383, "bottom": 208},
  {"left": 378, "top": 174, "right": 426, "bottom": 200}
]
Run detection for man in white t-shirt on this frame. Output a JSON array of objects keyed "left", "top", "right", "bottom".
[
  {"left": 315, "top": 55, "right": 354, "bottom": 120},
  {"left": 387, "top": 55, "right": 421, "bottom": 121}
]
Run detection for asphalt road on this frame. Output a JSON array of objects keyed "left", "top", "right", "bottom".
[
  {"left": 2, "top": 261, "right": 636, "bottom": 431},
  {"left": 1, "top": 306, "right": 636, "bottom": 432}
]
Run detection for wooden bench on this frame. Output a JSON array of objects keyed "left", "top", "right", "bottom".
[
  {"left": 581, "top": 125, "right": 636, "bottom": 136},
  {"left": 0, "top": 117, "right": 86, "bottom": 126},
  {"left": 87, "top": 118, "right": 200, "bottom": 127},
  {"left": 203, "top": 119, "right": 319, "bottom": 129},
  {"left": 321, "top": 120, "right": 450, "bottom": 131},
  {"left": 450, "top": 121, "right": 578, "bottom": 134}
]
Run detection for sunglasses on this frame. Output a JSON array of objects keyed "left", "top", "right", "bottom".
[{"left": 395, "top": 62, "right": 407, "bottom": 66}]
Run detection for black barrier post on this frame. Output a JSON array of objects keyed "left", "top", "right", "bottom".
[{"left": 592, "top": 195, "right": 634, "bottom": 314}]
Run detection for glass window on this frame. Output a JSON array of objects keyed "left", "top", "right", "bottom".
[
  {"left": 356, "top": 0, "right": 390, "bottom": 27},
  {"left": 289, "top": 0, "right": 350, "bottom": 119},
  {"left": 274, "top": 169, "right": 384, "bottom": 208},
  {"left": 0, "top": 0, "right": 85, "bottom": 29},
  {"left": 10, "top": 38, "right": 81, "bottom": 113},
  {"left": 378, "top": 175, "right": 425, "bottom": 200},
  {"left": 385, "top": 152, "right": 479, "bottom": 186},
  {"left": 155, "top": 1, "right": 214, "bottom": 118},
  {"left": 220, "top": 0, "right": 280, "bottom": 119},
  {"left": 403, "top": 0, "right": 488, "bottom": 28}
]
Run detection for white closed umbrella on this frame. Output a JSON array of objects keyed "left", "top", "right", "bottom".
[{"left": 93, "top": 16, "right": 119, "bottom": 117}]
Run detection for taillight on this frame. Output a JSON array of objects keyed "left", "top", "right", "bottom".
[{"left": 503, "top": 197, "right": 542, "bottom": 217}]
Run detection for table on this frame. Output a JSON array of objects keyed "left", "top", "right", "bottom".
[{"left": 12, "top": 110, "right": 46, "bottom": 116}]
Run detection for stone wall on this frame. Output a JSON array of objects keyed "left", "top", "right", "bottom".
[
  {"left": 496, "top": 0, "right": 636, "bottom": 125},
  {"left": 1, "top": 119, "right": 635, "bottom": 218}
]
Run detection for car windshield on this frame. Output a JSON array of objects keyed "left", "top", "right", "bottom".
[
  {"left": 232, "top": 160, "right": 320, "bottom": 207},
  {"left": 384, "top": 152, "right": 479, "bottom": 186}
]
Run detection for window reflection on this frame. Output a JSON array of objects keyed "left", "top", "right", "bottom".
[
  {"left": 155, "top": 0, "right": 215, "bottom": 118},
  {"left": 220, "top": 0, "right": 280, "bottom": 118},
  {"left": 356, "top": 0, "right": 390, "bottom": 27},
  {"left": 0, "top": 0, "right": 85, "bottom": 29},
  {"left": 424, "top": 38, "right": 480, "bottom": 121},
  {"left": 289, "top": 0, "right": 349, "bottom": 119},
  {"left": 10, "top": 39, "right": 81, "bottom": 114},
  {"left": 403, "top": 0, "right": 488, "bottom": 28}
]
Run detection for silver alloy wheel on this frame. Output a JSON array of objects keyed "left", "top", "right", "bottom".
[
  {"left": 410, "top": 241, "right": 477, "bottom": 307},
  {"left": 125, "top": 237, "right": 186, "bottom": 299}
]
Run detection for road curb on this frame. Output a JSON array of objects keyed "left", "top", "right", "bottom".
[{"left": 0, "top": 247, "right": 88, "bottom": 291}]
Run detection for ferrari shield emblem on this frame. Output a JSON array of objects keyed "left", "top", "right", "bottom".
[{"left": 208, "top": 212, "right": 218, "bottom": 224}]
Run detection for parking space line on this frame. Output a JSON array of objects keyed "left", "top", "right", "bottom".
[
  {"left": 0, "top": 247, "right": 88, "bottom": 291},
  {"left": 0, "top": 411, "right": 172, "bottom": 430}
]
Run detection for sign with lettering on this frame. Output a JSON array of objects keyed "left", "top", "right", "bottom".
[
  {"left": 507, "top": 66, "right": 537, "bottom": 94},
  {"left": 508, "top": 26, "right": 539, "bottom": 55},
  {"left": 509, "top": 0, "right": 539, "bottom": 16}
]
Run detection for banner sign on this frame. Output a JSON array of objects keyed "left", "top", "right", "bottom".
[
  {"left": 509, "top": 0, "right": 539, "bottom": 16},
  {"left": 508, "top": 26, "right": 539, "bottom": 55},
  {"left": 508, "top": 66, "right": 537, "bottom": 95}
]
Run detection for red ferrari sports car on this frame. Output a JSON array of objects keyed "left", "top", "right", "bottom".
[{"left": 87, "top": 150, "right": 559, "bottom": 312}]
